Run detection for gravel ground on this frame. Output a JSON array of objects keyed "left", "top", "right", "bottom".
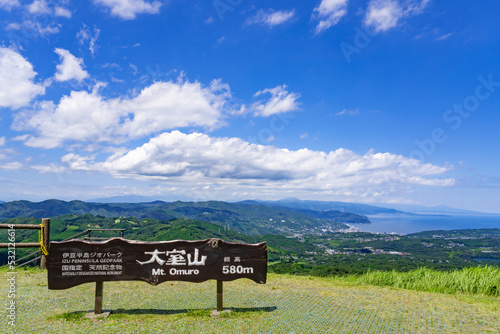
[{"left": 1, "top": 271, "right": 499, "bottom": 333}]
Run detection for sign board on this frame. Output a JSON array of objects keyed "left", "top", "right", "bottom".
[{"left": 48, "top": 238, "right": 267, "bottom": 290}]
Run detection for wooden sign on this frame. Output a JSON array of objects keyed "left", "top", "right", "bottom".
[{"left": 47, "top": 238, "right": 267, "bottom": 290}]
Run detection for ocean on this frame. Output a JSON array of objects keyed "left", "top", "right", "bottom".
[{"left": 353, "top": 214, "right": 500, "bottom": 235}]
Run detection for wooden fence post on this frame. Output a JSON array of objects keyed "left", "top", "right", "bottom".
[{"left": 40, "top": 218, "right": 50, "bottom": 270}]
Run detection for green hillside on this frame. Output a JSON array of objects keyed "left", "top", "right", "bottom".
[
  {"left": 1, "top": 214, "right": 499, "bottom": 275},
  {"left": 0, "top": 215, "right": 320, "bottom": 266},
  {"left": 0, "top": 199, "right": 359, "bottom": 235}
]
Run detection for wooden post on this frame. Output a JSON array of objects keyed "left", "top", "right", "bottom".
[
  {"left": 95, "top": 281, "right": 103, "bottom": 314},
  {"left": 217, "top": 280, "right": 223, "bottom": 311},
  {"left": 40, "top": 218, "right": 50, "bottom": 270}
]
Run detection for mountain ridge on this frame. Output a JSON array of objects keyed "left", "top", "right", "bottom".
[{"left": 0, "top": 199, "right": 370, "bottom": 236}]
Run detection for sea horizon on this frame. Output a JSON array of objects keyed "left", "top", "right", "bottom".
[{"left": 353, "top": 214, "right": 500, "bottom": 235}]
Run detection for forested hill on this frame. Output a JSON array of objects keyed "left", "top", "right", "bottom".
[
  {"left": 0, "top": 199, "right": 371, "bottom": 235},
  {"left": 0, "top": 215, "right": 322, "bottom": 266},
  {"left": 246, "top": 198, "right": 407, "bottom": 215}
]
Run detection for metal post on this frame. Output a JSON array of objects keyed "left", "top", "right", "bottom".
[
  {"left": 217, "top": 280, "right": 223, "bottom": 311},
  {"left": 40, "top": 218, "right": 50, "bottom": 270},
  {"left": 95, "top": 281, "right": 103, "bottom": 314}
]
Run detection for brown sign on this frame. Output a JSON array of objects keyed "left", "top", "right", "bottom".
[{"left": 48, "top": 238, "right": 267, "bottom": 290}]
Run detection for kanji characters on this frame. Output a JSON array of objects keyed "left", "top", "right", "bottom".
[{"left": 136, "top": 248, "right": 207, "bottom": 266}]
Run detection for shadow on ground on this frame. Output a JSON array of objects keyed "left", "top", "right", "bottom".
[{"left": 78, "top": 306, "right": 278, "bottom": 316}]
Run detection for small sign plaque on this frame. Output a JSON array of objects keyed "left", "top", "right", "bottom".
[{"left": 48, "top": 238, "right": 267, "bottom": 290}]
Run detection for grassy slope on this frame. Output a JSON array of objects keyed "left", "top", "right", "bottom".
[
  {"left": 1, "top": 269, "right": 499, "bottom": 333},
  {"left": 339, "top": 266, "right": 500, "bottom": 297}
]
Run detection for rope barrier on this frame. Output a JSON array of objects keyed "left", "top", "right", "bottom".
[{"left": 39, "top": 223, "right": 49, "bottom": 256}]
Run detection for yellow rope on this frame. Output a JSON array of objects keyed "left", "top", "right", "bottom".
[{"left": 39, "top": 223, "right": 49, "bottom": 256}]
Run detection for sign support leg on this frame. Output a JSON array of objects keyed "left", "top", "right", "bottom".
[
  {"left": 217, "top": 280, "right": 223, "bottom": 311},
  {"left": 95, "top": 281, "right": 103, "bottom": 314}
]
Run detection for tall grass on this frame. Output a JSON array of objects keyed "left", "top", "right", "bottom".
[{"left": 339, "top": 266, "right": 500, "bottom": 297}]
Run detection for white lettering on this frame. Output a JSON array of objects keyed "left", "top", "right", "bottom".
[
  {"left": 222, "top": 265, "right": 254, "bottom": 275},
  {"left": 152, "top": 268, "right": 165, "bottom": 275},
  {"left": 169, "top": 268, "right": 200, "bottom": 276}
]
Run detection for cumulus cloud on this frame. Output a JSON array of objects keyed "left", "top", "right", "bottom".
[
  {"left": 12, "top": 77, "right": 232, "bottom": 148},
  {"left": 61, "top": 131, "right": 454, "bottom": 199},
  {"left": 364, "top": 0, "right": 430, "bottom": 33},
  {"left": 27, "top": 0, "right": 71, "bottom": 17},
  {"left": 54, "top": 48, "right": 89, "bottom": 83},
  {"left": 246, "top": 9, "right": 296, "bottom": 28},
  {"left": 28, "top": 0, "right": 49, "bottom": 13},
  {"left": 94, "top": 0, "right": 162, "bottom": 20},
  {"left": 0, "top": 0, "right": 20, "bottom": 10},
  {"left": 312, "top": 0, "right": 348, "bottom": 34},
  {"left": 0, "top": 47, "right": 45, "bottom": 109},
  {"left": 55, "top": 6, "right": 72, "bottom": 18},
  {"left": 252, "top": 85, "right": 300, "bottom": 117},
  {"left": 0, "top": 137, "right": 5, "bottom": 146}
]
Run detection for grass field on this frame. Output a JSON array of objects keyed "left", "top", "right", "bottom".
[
  {"left": 1, "top": 268, "right": 499, "bottom": 333},
  {"left": 338, "top": 266, "right": 500, "bottom": 297}
]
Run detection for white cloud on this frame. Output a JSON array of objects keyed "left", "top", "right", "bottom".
[
  {"left": 61, "top": 131, "right": 454, "bottom": 200},
  {"left": 336, "top": 108, "right": 359, "bottom": 116},
  {"left": 23, "top": 20, "right": 60, "bottom": 36},
  {"left": 364, "top": 0, "right": 402, "bottom": 32},
  {"left": 77, "top": 25, "right": 100, "bottom": 55},
  {"left": 118, "top": 78, "right": 230, "bottom": 137},
  {"left": 0, "top": 0, "right": 20, "bottom": 10},
  {"left": 405, "top": 0, "right": 430, "bottom": 15},
  {"left": 94, "top": 0, "right": 162, "bottom": 20},
  {"left": 15, "top": 1, "right": 68, "bottom": 36},
  {"left": 27, "top": 0, "right": 71, "bottom": 17},
  {"left": 436, "top": 32, "right": 452, "bottom": 41},
  {"left": 0, "top": 137, "right": 5, "bottom": 146},
  {"left": 55, "top": 6, "right": 72, "bottom": 18},
  {"left": 0, "top": 162, "right": 22, "bottom": 170},
  {"left": 252, "top": 85, "right": 300, "bottom": 117},
  {"left": 54, "top": 48, "right": 89, "bottom": 83},
  {"left": 12, "top": 77, "right": 232, "bottom": 148},
  {"left": 246, "top": 9, "right": 296, "bottom": 28},
  {"left": 364, "top": 0, "right": 430, "bottom": 33},
  {"left": 31, "top": 163, "right": 67, "bottom": 174},
  {"left": 28, "top": 0, "right": 50, "bottom": 14},
  {"left": 6, "top": 22, "right": 21, "bottom": 30},
  {"left": 0, "top": 47, "right": 45, "bottom": 109},
  {"left": 312, "top": 0, "right": 348, "bottom": 34}
]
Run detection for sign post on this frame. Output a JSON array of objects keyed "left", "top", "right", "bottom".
[
  {"left": 217, "top": 280, "right": 223, "bottom": 311},
  {"left": 48, "top": 238, "right": 267, "bottom": 313},
  {"left": 95, "top": 282, "right": 103, "bottom": 314}
]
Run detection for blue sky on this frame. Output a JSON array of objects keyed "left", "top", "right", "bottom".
[{"left": 0, "top": 0, "right": 499, "bottom": 212}]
